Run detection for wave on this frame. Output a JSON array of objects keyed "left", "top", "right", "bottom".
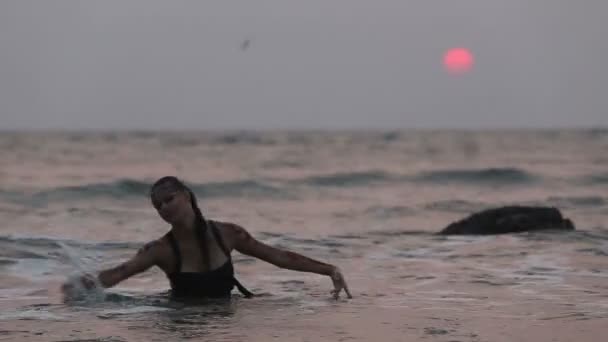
[
  {"left": 0, "top": 235, "right": 141, "bottom": 258},
  {"left": 212, "top": 132, "right": 277, "bottom": 145},
  {"left": 546, "top": 196, "right": 606, "bottom": 208},
  {"left": 521, "top": 229, "right": 608, "bottom": 243},
  {"left": 582, "top": 172, "right": 608, "bottom": 185},
  {"left": 4, "top": 178, "right": 287, "bottom": 204},
  {"left": 158, "top": 132, "right": 277, "bottom": 147},
  {"left": 299, "top": 170, "right": 395, "bottom": 187},
  {"left": 584, "top": 128, "right": 608, "bottom": 139},
  {"left": 0, "top": 235, "right": 76, "bottom": 255},
  {"left": 381, "top": 131, "right": 401, "bottom": 142},
  {"left": 1, "top": 168, "right": 542, "bottom": 206},
  {"left": 424, "top": 200, "right": 488, "bottom": 213},
  {"left": 35, "top": 179, "right": 150, "bottom": 200},
  {"left": 0, "top": 235, "right": 146, "bottom": 280},
  {"left": 412, "top": 167, "right": 537, "bottom": 185},
  {"left": 190, "top": 180, "right": 285, "bottom": 198},
  {"left": 363, "top": 205, "right": 416, "bottom": 218}
]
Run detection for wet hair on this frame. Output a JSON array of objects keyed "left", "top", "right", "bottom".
[{"left": 150, "top": 176, "right": 210, "bottom": 268}]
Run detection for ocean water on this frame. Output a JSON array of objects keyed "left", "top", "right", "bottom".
[{"left": 0, "top": 130, "right": 607, "bottom": 341}]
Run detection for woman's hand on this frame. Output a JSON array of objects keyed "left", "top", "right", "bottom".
[
  {"left": 329, "top": 266, "right": 352, "bottom": 299},
  {"left": 61, "top": 273, "right": 99, "bottom": 300}
]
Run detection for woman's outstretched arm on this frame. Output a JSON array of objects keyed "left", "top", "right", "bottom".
[
  {"left": 62, "top": 240, "right": 160, "bottom": 296},
  {"left": 96, "top": 241, "right": 159, "bottom": 287},
  {"left": 225, "top": 223, "right": 352, "bottom": 299}
]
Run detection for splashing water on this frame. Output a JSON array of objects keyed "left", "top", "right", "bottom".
[{"left": 57, "top": 241, "right": 106, "bottom": 304}]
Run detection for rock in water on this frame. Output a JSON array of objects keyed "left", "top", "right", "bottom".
[{"left": 438, "top": 206, "right": 575, "bottom": 235}]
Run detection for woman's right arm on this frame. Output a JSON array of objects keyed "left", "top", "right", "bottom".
[
  {"left": 96, "top": 240, "right": 160, "bottom": 287},
  {"left": 63, "top": 240, "right": 161, "bottom": 294}
]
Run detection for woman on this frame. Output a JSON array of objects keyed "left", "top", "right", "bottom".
[{"left": 62, "top": 176, "right": 351, "bottom": 300}]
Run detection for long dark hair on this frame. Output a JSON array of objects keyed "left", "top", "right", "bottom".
[{"left": 150, "top": 176, "right": 210, "bottom": 268}]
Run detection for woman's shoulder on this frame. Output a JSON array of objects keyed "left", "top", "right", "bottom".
[
  {"left": 135, "top": 235, "right": 175, "bottom": 271},
  {"left": 137, "top": 235, "right": 172, "bottom": 257},
  {"left": 209, "top": 219, "right": 249, "bottom": 236},
  {"left": 210, "top": 219, "right": 245, "bottom": 230},
  {"left": 208, "top": 219, "right": 249, "bottom": 249}
]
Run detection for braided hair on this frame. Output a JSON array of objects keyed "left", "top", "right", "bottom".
[{"left": 150, "top": 176, "right": 211, "bottom": 268}]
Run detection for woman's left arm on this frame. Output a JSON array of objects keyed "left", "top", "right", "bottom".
[{"left": 225, "top": 223, "right": 352, "bottom": 299}]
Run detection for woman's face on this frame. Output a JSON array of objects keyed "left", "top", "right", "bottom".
[{"left": 151, "top": 184, "right": 191, "bottom": 224}]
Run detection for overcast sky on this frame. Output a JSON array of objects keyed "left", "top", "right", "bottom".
[{"left": 1, "top": 1, "right": 606, "bottom": 130}]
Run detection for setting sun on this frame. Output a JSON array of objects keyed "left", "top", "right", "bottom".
[{"left": 443, "top": 48, "right": 474, "bottom": 74}]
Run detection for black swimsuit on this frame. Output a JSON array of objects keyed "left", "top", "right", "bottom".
[{"left": 165, "top": 220, "right": 253, "bottom": 299}]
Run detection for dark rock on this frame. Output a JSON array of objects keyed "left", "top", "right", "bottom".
[{"left": 438, "top": 206, "right": 575, "bottom": 235}]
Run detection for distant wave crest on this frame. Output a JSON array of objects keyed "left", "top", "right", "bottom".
[
  {"left": 190, "top": 180, "right": 285, "bottom": 198},
  {"left": 31, "top": 179, "right": 150, "bottom": 202},
  {"left": 299, "top": 170, "right": 395, "bottom": 187},
  {"left": 582, "top": 172, "right": 608, "bottom": 185},
  {"left": 16, "top": 178, "right": 286, "bottom": 203},
  {"left": 413, "top": 167, "right": 537, "bottom": 185},
  {"left": 547, "top": 196, "right": 606, "bottom": 208}
]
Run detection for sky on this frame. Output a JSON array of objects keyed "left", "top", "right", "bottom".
[{"left": 1, "top": 0, "right": 607, "bottom": 130}]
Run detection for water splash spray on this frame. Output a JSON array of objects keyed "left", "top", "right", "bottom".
[{"left": 57, "top": 241, "right": 106, "bottom": 303}]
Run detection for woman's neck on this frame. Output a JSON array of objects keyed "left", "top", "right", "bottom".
[{"left": 171, "top": 211, "right": 198, "bottom": 239}]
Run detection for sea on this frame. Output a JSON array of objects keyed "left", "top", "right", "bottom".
[{"left": 0, "top": 130, "right": 607, "bottom": 341}]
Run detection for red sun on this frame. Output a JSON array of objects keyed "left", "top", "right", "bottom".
[{"left": 443, "top": 48, "right": 474, "bottom": 74}]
